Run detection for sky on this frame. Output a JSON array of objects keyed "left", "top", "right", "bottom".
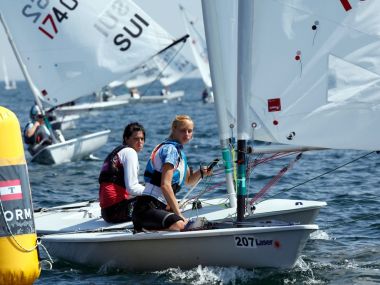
[{"left": 0, "top": 0, "right": 205, "bottom": 81}]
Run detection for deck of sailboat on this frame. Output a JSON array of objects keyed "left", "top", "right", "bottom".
[
  {"left": 34, "top": 197, "right": 326, "bottom": 235},
  {"left": 108, "top": 90, "right": 184, "bottom": 103}
]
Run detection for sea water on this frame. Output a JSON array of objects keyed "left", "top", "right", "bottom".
[{"left": 1, "top": 78, "right": 379, "bottom": 284}]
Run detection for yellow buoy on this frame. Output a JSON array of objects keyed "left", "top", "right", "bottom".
[{"left": 0, "top": 106, "right": 40, "bottom": 285}]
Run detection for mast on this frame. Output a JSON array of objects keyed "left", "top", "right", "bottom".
[
  {"left": 236, "top": 0, "right": 254, "bottom": 224},
  {"left": 0, "top": 13, "right": 57, "bottom": 143}
]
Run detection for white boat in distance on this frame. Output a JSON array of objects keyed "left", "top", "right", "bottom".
[
  {"left": 49, "top": 113, "right": 80, "bottom": 131},
  {"left": 52, "top": 100, "right": 129, "bottom": 116},
  {"left": 108, "top": 90, "right": 184, "bottom": 104},
  {"left": 2, "top": 57, "right": 17, "bottom": 90},
  {"left": 105, "top": 33, "right": 196, "bottom": 103},
  {"left": 30, "top": 130, "right": 110, "bottom": 165}
]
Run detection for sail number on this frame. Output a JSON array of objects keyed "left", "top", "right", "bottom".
[
  {"left": 21, "top": 0, "right": 79, "bottom": 39},
  {"left": 234, "top": 235, "right": 275, "bottom": 248},
  {"left": 234, "top": 235, "right": 257, "bottom": 248}
]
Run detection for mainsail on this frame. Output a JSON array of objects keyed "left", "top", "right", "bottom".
[
  {"left": 0, "top": 0, "right": 178, "bottom": 105},
  {"left": 244, "top": 0, "right": 380, "bottom": 151},
  {"left": 155, "top": 46, "right": 196, "bottom": 87},
  {"left": 203, "top": 0, "right": 380, "bottom": 151},
  {"left": 112, "top": 37, "right": 196, "bottom": 91}
]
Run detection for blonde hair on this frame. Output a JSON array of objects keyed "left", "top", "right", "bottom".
[{"left": 169, "top": 115, "right": 194, "bottom": 136}]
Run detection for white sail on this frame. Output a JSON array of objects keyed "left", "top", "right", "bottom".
[
  {"left": 155, "top": 47, "right": 196, "bottom": 87},
  {"left": 124, "top": 61, "right": 159, "bottom": 89},
  {"left": 202, "top": 0, "right": 237, "bottom": 141},
  {"left": 245, "top": 0, "right": 380, "bottom": 151},
  {"left": 2, "top": 57, "right": 16, "bottom": 90},
  {"left": 110, "top": 42, "right": 195, "bottom": 90},
  {"left": 0, "top": 0, "right": 175, "bottom": 106},
  {"left": 179, "top": 5, "right": 212, "bottom": 88}
]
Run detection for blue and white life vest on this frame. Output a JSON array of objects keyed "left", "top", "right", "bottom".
[{"left": 143, "top": 140, "right": 187, "bottom": 204}]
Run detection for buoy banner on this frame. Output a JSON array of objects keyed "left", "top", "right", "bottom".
[
  {"left": 0, "top": 164, "right": 35, "bottom": 237},
  {"left": 0, "top": 179, "right": 22, "bottom": 201}
]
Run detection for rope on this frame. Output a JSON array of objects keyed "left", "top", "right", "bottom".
[
  {"left": 179, "top": 164, "right": 229, "bottom": 210},
  {"left": 141, "top": 40, "right": 186, "bottom": 97},
  {"left": 37, "top": 239, "right": 54, "bottom": 269},
  {"left": 249, "top": 152, "right": 298, "bottom": 168},
  {"left": 267, "top": 151, "right": 376, "bottom": 199},
  {"left": 0, "top": 198, "right": 39, "bottom": 252},
  {"left": 249, "top": 153, "right": 303, "bottom": 204}
]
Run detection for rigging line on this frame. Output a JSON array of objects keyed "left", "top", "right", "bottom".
[
  {"left": 141, "top": 35, "right": 189, "bottom": 97},
  {"left": 249, "top": 153, "right": 303, "bottom": 204},
  {"left": 249, "top": 152, "right": 298, "bottom": 168},
  {"left": 267, "top": 151, "right": 376, "bottom": 199},
  {"left": 180, "top": 175, "right": 214, "bottom": 208},
  {"left": 181, "top": 176, "right": 225, "bottom": 208}
]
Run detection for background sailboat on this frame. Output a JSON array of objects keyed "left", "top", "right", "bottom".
[
  {"left": 0, "top": 0, "right": 190, "bottom": 164},
  {"left": 179, "top": 4, "right": 213, "bottom": 103},
  {"left": 2, "top": 57, "right": 16, "bottom": 90},
  {"left": 106, "top": 35, "right": 196, "bottom": 103}
]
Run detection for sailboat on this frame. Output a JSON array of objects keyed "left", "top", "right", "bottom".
[
  {"left": 0, "top": 22, "right": 111, "bottom": 165},
  {"left": 36, "top": 0, "right": 326, "bottom": 270},
  {"left": 0, "top": 1, "right": 193, "bottom": 165},
  {"left": 106, "top": 35, "right": 196, "bottom": 103},
  {"left": 50, "top": 98, "right": 129, "bottom": 117},
  {"left": 2, "top": 57, "right": 16, "bottom": 90},
  {"left": 179, "top": 4, "right": 214, "bottom": 103},
  {"left": 53, "top": 24, "right": 196, "bottom": 114}
]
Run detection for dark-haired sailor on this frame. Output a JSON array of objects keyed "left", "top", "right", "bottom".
[
  {"left": 132, "top": 115, "right": 212, "bottom": 231},
  {"left": 99, "top": 122, "right": 146, "bottom": 223}
]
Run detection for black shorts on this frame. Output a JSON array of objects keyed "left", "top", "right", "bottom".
[
  {"left": 132, "top": 195, "right": 183, "bottom": 231},
  {"left": 101, "top": 198, "right": 136, "bottom": 223}
]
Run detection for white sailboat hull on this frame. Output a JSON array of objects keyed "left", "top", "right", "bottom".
[
  {"left": 34, "top": 198, "right": 326, "bottom": 235},
  {"left": 109, "top": 90, "right": 184, "bottom": 103},
  {"left": 41, "top": 224, "right": 317, "bottom": 270},
  {"left": 30, "top": 130, "right": 110, "bottom": 165},
  {"left": 54, "top": 101, "right": 128, "bottom": 116},
  {"left": 4, "top": 80, "right": 16, "bottom": 90},
  {"left": 50, "top": 114, "right": 80, "bottom": 131}
]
